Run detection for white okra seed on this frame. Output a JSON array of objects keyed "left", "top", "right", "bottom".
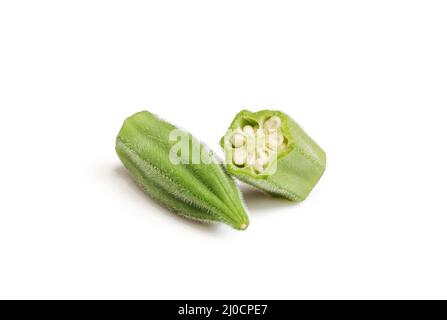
[
  {"left": 246, "top": 151, "right": 256, "bottom": 166},
  {"left": 267, "top": 131, "right": 284, "bottom": 150},
  {"left": 257, "top": 150, "right": 269, "bottom": 165},
  {"left": 264, "top": 116, "right": 282, "bottom": 130},
  {"left": 254, "top": 159, "right": 265, "bottom": 173},
  {"left": 243, "top": 125, "right": 255, "bottom": 137},
  {"left": 267, "top": 131, "right": 279, "bottom": 150},
  {"left": 231, "top": 133, "right": 246, "bottom": 148},
  {"left": 233, "top": 147, "right": 247, "bottom": 166},
  {"left": 277, "top": 131, "right": 284, "bottom": 146}
]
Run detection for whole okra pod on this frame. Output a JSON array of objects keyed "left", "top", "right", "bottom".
[{"left": 116, "top": 111, "right": 249, "bottom": 230}]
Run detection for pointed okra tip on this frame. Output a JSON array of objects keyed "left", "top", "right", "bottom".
[
  {"left": 233, "top": 218, "right": 249, "bottom": 231},
  {"left": 239, "top": 223, "right": 248, "bottom": 230},
  {"left": 228, "top": 221, "right": 249, "bottom": 231},
  {"left": 223, "top": 206, "right": 250, "bottom": 231}
]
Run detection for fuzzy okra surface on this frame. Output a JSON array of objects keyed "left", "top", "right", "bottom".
[
  {"left": 116, "top": 111, "right": 249, "bottom": 230},
  {"left": 221, "top": 110, "right": 326, "bottom": 202}
]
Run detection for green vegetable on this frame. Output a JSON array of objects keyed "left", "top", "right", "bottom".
[
  {"left": 116, "top": 111, "right": 249, "bottom": 230},
  {"left": 221, "top": 110, "right": 326, "bottom": 201}
]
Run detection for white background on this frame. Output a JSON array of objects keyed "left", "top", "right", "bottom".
[{"left": 1, "top": 1, "right": 446, "bottom": 299}]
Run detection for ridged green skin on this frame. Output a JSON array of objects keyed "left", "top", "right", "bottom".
[
  {"left": 116, "top": 111, "right": 249, "bottom": 230},
  {"left": 221, "top": 110, "right": 326, "bottom": 202}
]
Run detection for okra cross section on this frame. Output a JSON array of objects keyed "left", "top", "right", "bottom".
[
  {"left": 221, "top": 110, "right": 326, "bottom": 202},
  {"left": 116, "top": 111, "right": 249, "bottom": 230}
]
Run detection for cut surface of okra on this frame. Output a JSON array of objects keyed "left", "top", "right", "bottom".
[{"left": 221, "top": 110, "right": 326, "bottom": 202}]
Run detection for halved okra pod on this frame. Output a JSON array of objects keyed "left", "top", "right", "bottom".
[
  {"left": 221, "top": 110, "right": 326, "bottom": 202},
  {"left": 116, "top": 111, "right": 249, "bottom": 230}
]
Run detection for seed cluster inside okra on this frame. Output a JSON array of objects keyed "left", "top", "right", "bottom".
[{"left": 229, "top": 116, "right": 287, "bottom": 173}]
